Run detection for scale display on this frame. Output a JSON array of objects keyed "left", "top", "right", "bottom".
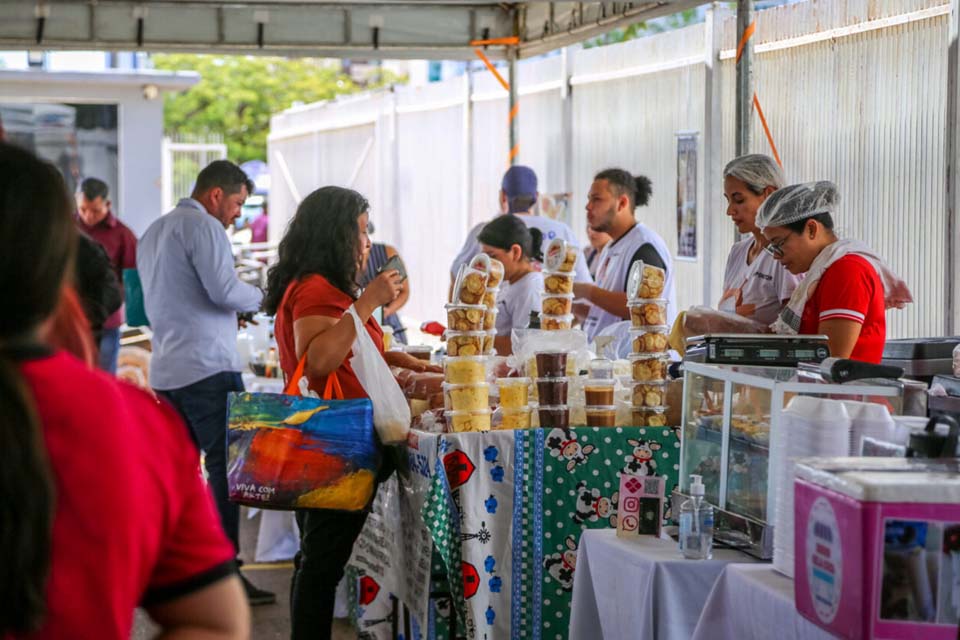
[{"left": 689, "top": 334, "right": 830, "bottom": 366}]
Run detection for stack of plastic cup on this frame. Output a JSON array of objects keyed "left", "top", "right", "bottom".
[
  {"left": 534, "top": 350, "right": 570, "bottom": 428},
  {"left": 625, "top": 261, "right": 671, "bottom": 427},
  {"left": 539, "top": 238, "right": 578, "bottom": 330},
  {"left": 495, "top": 377, "right": 532, "bottom": 429}
]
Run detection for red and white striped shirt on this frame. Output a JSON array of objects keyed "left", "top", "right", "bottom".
[{"left": 799, "top": 254, "right": 886, "bottom": 363}]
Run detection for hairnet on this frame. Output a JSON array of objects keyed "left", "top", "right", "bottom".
[
  {"left": 723, "top": 154, "right": 785, "bottom": 193},
  {"left": 756, "top": 181, "right": 840, "bottom": 229}
]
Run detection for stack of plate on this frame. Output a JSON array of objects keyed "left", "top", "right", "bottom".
[
  {"left": 843, "top": 400, "right": 896, "bottom": 456},
  {"left": 771, "top": 396, "right": 851, "bottom": 577}
]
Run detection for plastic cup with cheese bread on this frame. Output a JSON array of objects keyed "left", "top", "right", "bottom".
[
  {"left": 482, "top": 330, "right": 497, "bottom": 355},
  {"left": 495, "top": 406, "right": 532, "bottom": 430},
  {"left": 539, "top": 313, "right": 574, "bottom": 331},
  {"left": 542, "top": 270, "right": 575, "bottom": 295},
  {"left": 443, "top": 356, "right": 487, "bottom": 384},
  {"left": 453, "top": 263, "right": 490, "bottom": 305},
  {"left": 628, "top": 353, "right": 670, "bottom": 382},
  {"left": 631, "top": 406, "right": 669, "bottom": 427},
  {"left": 444, "top": 330, "right": 486, "bottom": 357},
  {"left": 541, "top": 292, "right": 574, "bottom": 316},
  {"left": 631, "top": 381, "right": 668, "bottom": 407},
  {"left": 629, "top": 325, "right": 670, "bottom": 354},
  {"left": 483, "top": 308, "right": 499, "bottom": 331},
  {"left": 445, "top": 303, "right": 487, "bottom": 332},
  {"left": 442, "top": 382, "right": 490, "bottom": 412},
  {"left": 481, "top": 288, "right": 499, "bottom": 309},
  {"left": 628, "top": 299, "right": 668, "bottom": 327},
  {"left": 445, "top": 409, "right": 492, "bottom": 432},
  {"left": 544, "top": 238, "right": 579, "bottom": 273},
  {"left": 626, "top": 260, "right": 666, "bottom": 300},
  {"left": 497, "top": 377, "right": 531, "bottom": 409}
]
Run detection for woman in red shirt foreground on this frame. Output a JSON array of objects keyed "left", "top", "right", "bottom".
[
  {"left": 757, "top": 181, "right": 912, "bottom": 363},
  {"left": 0, "top": 142, "right": 249, "bottom": 638},
  {"left": 263, "top": 186, "right": 434, "bottom": 639}
]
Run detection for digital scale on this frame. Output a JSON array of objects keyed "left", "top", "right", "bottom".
[{"left": 684, "top": 334, "right": 830, "bottom": 367}]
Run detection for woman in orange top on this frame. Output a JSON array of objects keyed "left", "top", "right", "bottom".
[{"left": 263, "top": 185, "right": 430, "bottom": 639}]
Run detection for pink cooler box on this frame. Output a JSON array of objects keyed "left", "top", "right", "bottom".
[{"left": 793, "top": 457, "right": 960, "bottom": 640}]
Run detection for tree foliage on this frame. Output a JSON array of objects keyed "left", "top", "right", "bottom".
[
  {"left": 152, "top": 54, "right": 402, "bottom": 163},
  {"left": 583, "top": 9, "right": 703, "bottom": 49}
]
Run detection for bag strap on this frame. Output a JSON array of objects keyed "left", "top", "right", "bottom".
[{"left": 283, "top": 350, "right": 345, "bottom": 401}]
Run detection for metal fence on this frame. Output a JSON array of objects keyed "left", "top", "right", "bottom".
[
  {"left": 161, "top": 135, "right": 227, "bottom": 213},
  {"left": 268, "top": 0, "right": 951, "bottom": 337}
]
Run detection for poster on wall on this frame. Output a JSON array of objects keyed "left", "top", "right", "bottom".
[
  {"left": 676, "top": 133, "right": 698, "bottom": 259},
  {"left": 539, "top": 192, "right": 572, "bottom": 225}
]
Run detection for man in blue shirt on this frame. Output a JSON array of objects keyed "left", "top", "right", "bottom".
[{"left": 138, "top": 160, "right": 274, "bottom": 605}]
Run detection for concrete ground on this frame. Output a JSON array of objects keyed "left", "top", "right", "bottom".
[{"left": 132, "top": 507, "right": 357, "bottom": 639}]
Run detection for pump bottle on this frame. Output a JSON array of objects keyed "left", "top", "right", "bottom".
[{"left": 679, "top": 474, "right": 714, "bottom": 560}]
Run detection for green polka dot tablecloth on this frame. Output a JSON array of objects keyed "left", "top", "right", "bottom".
[{"left": 348, "top": 426, "right": 680, "bottom": 640}]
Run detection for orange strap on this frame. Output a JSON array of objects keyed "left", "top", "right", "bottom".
[
  {"left": 282, "top": 352, "right": 344, "bottom": 400},
  {"left": 735, "top": 21, "right": 756, "bottom": 64},
  {"left": 474, "top": 47, "right": 510, "bottom": 92},
  {"left": 752, "top": 93, "right": 783, "bottom": 169},
  {"left": 469, "top": 36, "right": 519, "bottom": 47}
]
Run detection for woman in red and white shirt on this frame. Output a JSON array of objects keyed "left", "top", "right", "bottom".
[{"left": 757, "top": 181, "right": 912, "bottom": 363}]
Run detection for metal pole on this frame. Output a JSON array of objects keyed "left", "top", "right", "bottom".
[
  {"left": 703, "top": 2, "right": 723, "bottom": 306},
  {"left": 735, "top": 0, "right": 754, "bottom": 157},
  {"left": 947, "top": 0, "right": 960, "bottom": 334},
  {"left": 508, "top": 49, "right": 518, "bottom": 165}
]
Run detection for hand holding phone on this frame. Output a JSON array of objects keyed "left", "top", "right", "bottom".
[{"left": 379, "top": 254, "right": 407, "bottom": 283}]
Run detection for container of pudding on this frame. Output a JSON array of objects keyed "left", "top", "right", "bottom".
[
  {"left": 541, "top": 292, "right": 575, "bottom": 316},
  {"left": 583, "top": 379, "right": 616, "bottom": 406},
  {"left": 483, "top": 308, "right": 499, "bottom": 331},
  {"left": 446, "top": 303, "right": 487, "bottom": 332},
  {"left": 404, "top": 344, "right": 433, "bottom": 361},
  {"left": 497, "top": 406, "right": 532, "bottom": 430},
  {"left": 538, "top": 405, "right": 570, "bottom": 429},
  {"left": 446, "top": 409, "right": 492, "bottom": 432},
  {"left": 539, "top": 313, "right": 574, "bottom": 331},
  {"left": 443, "top": 356, "right": 486, "bottom": 384},
  {"left": 629, "top": 325, "right": 670, "bottom": 354},
  {"left": 628, "top": 299, "right": 668, "bottom": 327},
  {"left": 542, "top": 270, "right": 575, "bottom": 295},
  {"left": 443, "top": 382, "right": 490, "bottom": 412},
  {"left": 536, "top": 377, "right": 570, "bottom": 405},
  {"left": 586, "top": 405, "right": 617, "bottom": 427},
  {"left": 629, "top": 353, "right": 670, "bottom": 382},
  {"left": 497, "top": 377, "right": 531, "bottom": 409},
  {"left": 535, "top": 351, "right": 568, "bottom": 378},
  {"left": 445, "top": 330, "right": 485, "bottom": 357},
  {"left": 631, "top": 406, "right": 669, "bottom": 427},
  {"left": 632, "top": 381, "right": 668, "bottom": 407},
  {"left": 588, "top": 358, "right": 614, "bottom": 380}
]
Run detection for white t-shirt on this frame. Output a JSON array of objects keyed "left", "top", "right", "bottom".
[
  {"left": 718, "top": 237, "right": 802, "bottom": 326},
  {"left": 494, "top": 270, "right": 544, "bottom": 334},
  {"left": 583, "top": 222, "right": 677, "bottom": 341},
  {"left": 450, "top": 213, "right": 592, "bottom": 283}
]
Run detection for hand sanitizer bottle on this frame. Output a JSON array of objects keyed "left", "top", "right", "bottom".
[{"left": 679, "top": 474, "right": 714, "bottom": 560}]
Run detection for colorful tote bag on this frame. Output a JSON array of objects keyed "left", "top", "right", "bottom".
[{"left": 227, "top": 355, "right": 380, "bottom": 511}]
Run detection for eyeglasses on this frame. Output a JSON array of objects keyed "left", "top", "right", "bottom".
[{"left": 764, "top": 233, "right": 792, "bottom": 259}]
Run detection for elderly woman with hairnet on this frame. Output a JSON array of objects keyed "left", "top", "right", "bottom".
[
  {"left": 757, "top": 181, "right": 912, "bottom": 363},
  {"left": 719, "top": 154, "right": 803, "bottom": 325}
]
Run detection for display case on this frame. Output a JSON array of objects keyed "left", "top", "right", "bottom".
[{"left": 677, "top": 362, "right": 903, "bottom": 559}]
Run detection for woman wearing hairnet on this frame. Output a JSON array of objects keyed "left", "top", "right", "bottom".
[
  {"left": 757, "top": 181, "right": 912, "bottom": 363},
  {"left": 719, "top": 155, "right": 802, "bottom": 324}
]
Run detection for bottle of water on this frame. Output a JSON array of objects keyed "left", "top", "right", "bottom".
[{"left": 679, "top": 474, "right": 714, "bottom": 560}]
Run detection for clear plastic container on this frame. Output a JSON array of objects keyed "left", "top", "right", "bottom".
[
  {"left": 631, "top": 381, "right": 668, "bottom": 407},
  {"left": 442, "top": 382, "right": 490, "bottom": 412},
  {"left": 483, "top": 308, "right": 499, "bottom": 331},
  {"left": 497, "top": 377, "right": 531, "bottom": 409},
  {"left": 589, "top": 358, "right": 615, "bottom": 380},
  {"left": 631, "top": 406, "right": 669, "bottom": 427},
  {"left": 536, "top": 377, "right": 570, "bottom": 405},
  {"left": 629, "top": 326, "right": 670, "bottom": 354},
  {"left": 404, "top": 344, "right": 433, "bottom": 361},
  {"left": 541, "top": 292, "right": 575, "bottom": 316},
  {"left": 586, "top": 405, "right": 618, "bottom": 427},
  {"left": 445, "top": 303, "right": 487, "bottom": 332},
  {"left": 497, "top": 406, "right": 532, "bottom": 430},
  {"left": 482, "top": 288, "right": 499, "bottom": 309},
  {"left": 583, "top": 379, "right": 616, "bottom": 406},
  {"left": 543, "top": 270, "right": 576, "bottom": 295},
  {"left": 453, "top": 263, "right": 489, "bottom": 305},
  {"left": 535, "top": 351, "right": 568, "bottom": 378},
  {"left": 629, "top": 353, "right": 671, "bottom": 382},
  {"left": 539, "top": 313, "right": 574, "bottom": 331},
  {"left": 544, "top": 238, "right": 579, "bottom": 273},
  {"left": 538, "top": 405, "right": 570, "bottom": 428},
  {"left": 445, "top": 409, "right": 492, "bottom": 433},
  {"left": 483, "top": 330, "right": 497, "bottom": 355},
  {"left": 628, "top": 299, "right": 668, "bottom": 327},
  {"left": 444, "top": 330, "right": 486, "bottom": 357},
  {"left": 443, "top": 356, "right": 487, "bottom": 384}
]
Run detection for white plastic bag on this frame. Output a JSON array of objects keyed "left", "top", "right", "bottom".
[{"left": 346, "top": 305, "right": 411, "bottom": 444}]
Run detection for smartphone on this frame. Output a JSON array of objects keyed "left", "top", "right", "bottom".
[{"left": 379, "top": 254, "right": 407, "bottom": 282}]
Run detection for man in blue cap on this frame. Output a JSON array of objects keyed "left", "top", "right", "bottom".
[{"left": 449, "top": 165, "right": 591, "bottom": 298}]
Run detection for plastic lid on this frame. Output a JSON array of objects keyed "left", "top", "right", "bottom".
[
  {"left": 584, "top": 378, "right": 616, "bottom": 387},
  {"left": 632, "top": 380, "right": 668, "bottom": 388},
  {"left": 469, "top": 253, "right": 491, "bottom": 272},
  {"left": 590, "top": 357, "right": 613, "bottom": 368},
  {"left": 544, "top": 238, "right": 570, "bottom": 272},
  {"left": 538, "top": 313, "right": 575, "bottom": 321},
  {"left": 445, "top": 302, "right": 486, "bottom": 311},
  {"left": 442, "top": 382, "right": 491, "bottom": 390},
  {"left": 443, "top": 355, "right": 488, "bottom": 362},
  {"left": 536, "top": 376, "right": 571, "bottom": 383},
  {"left": 633, "top": 405, "right": 667, "bottom": 412},
  {"left": 485, "top": 286, "right": 501, "bottom": 293},
  {"left": 627, "top": 298, "right": 667, "bottom": 306},
  {"left": 499, "top": 405, "right": 532, "bottom": 415},
  {"left": 444, "top": 409, "right": 492, "bottom": 417},
  {"left": 585, "top": 405, "right": 618, "bottom": 412},
  {"left": 404, "top": 344, "right": 432, "bottom": 352},
  {"left": 626, "top": 261, "right": 643, "bottom": 301},
  {"left": 690, "top": 474, "right": 705, "bottom": 496},
  {"left": 497, "top": 376, "right": 532, "bottom": 385},
  {"left": 628, "top": 352, "right": 671, "bottom": 362},
  {"left": 629, "top": 325, "right": 669, "bottom": 334},
  {"left": 542, "top": 268, "right": 576, "bottom": 277},
  {"left": 443, "top": 330, "right": 487, "bottom": 339},
  {"left": 541, "top": 292, "right": 575, "bottom": 299},
  {"left": 537, "top": 404, "right": 570, "bottom": 411}
]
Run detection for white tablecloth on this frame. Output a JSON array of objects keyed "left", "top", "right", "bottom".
[
  {"left": 691, "top": 564, "right": 838, "bottom": 640},
  {"left": 569, "top": 530, "right": 758, "bottom": 640}
]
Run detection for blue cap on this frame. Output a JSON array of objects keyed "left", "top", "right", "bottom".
[{"left": 501, "top": 165, "right": 538, "bottom": 199}]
